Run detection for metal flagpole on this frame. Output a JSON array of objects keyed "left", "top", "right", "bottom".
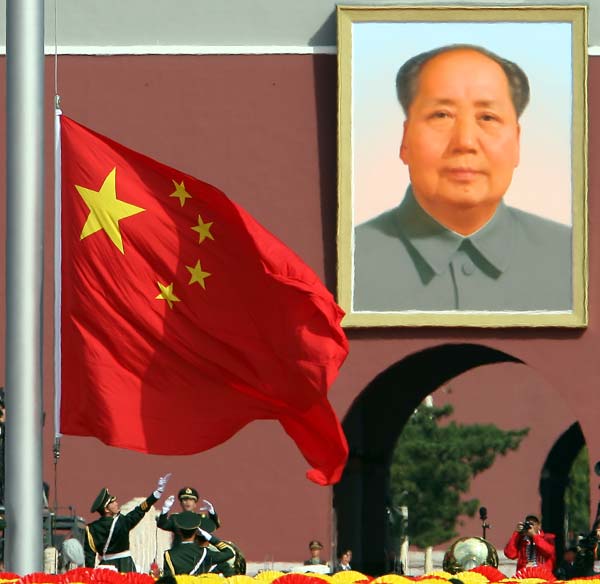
[
  {"left": 5, "top": 0, "right": 45, "bottom": 573},
  {"left": 53, "top": 0, "right": 63, "bottom": 515},
  {"left": 53, "top": 100, "right": 63, "bottom": 513}
]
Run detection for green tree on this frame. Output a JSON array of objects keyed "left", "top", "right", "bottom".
[
  {"left": 565, "top": 446, "right": 590, "bottom": 536},
  {"left": 389, "top": 403, "right": 529, "bottom": 548}
]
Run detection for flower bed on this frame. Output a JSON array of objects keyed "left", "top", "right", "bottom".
[{"left": 0, "top": 568, "right": 599, "bottom": 584}]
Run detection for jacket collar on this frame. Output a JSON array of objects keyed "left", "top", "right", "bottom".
[{"left": 394, "top": 187, "right": 514, "bottom": 276}]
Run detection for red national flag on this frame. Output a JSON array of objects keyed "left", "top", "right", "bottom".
[{"left": 59, "top": 115, "right": 349, "bottom": 485}]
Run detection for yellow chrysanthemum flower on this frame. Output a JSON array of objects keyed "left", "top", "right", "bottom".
[
  {"left": 306, "top": 574, "right": 334, "bottom": 583},
  {"left": 331, "top": 570, "right": 368, "bottom": 583},
  {"left": 453, "top": 572, "right": 489, "bottom": 584},
  {"left": 254, "top": 571, "right": 285, "bottom": 583},
  {"left": 419, "top": 578, "right": 452, "bottom": 584},
  {"left": 370, "top": 574, "right": 413, "bottom": 584},
  {"left": 175, "top": 575, "right": 221, "bottom": 584},
  {"left": 226, "top": 576, "right": 255, "bottom": 584}
]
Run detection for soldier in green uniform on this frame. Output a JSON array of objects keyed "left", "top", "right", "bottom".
[
  {"left": 84, "top": 473, "right": 171, "bottom": 572},
  {"left": 162, "top": 511, "right": 234, "bottom": 576},
  {"left": 157, "top": 486, "right": 220, "bottom": 543}
]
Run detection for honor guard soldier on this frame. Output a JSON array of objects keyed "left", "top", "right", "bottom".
[
  {"left": 162, "top": 511, "right": 234, "bottom": 576},
  {"left": 84, "top": 473, "right": 171, "bottom": 572},
  {"left": 157, "top": 486, "right": 220, "bottom": 544}
]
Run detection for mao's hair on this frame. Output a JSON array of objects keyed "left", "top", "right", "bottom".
[{"left": 396, "top": 44, "right": 530, "bottom": 118}]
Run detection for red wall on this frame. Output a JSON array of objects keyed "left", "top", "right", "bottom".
[
  {"left": 0, "top": 54, "right": 598, "bottom": 562},
  {"left": 431, "top": 362, "right": 579, "bottom": 550}
]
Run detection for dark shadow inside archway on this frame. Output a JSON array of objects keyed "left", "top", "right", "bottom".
[
  {"left": 539, "top": 422, "right": 586, "bottom": 559},
  {"left": 333, "top": 343, "right": 524, "bottom": 576}
]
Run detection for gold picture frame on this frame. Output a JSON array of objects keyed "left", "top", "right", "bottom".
[{"left": 337, "top": 5, "right": 588, "bottom": 327}]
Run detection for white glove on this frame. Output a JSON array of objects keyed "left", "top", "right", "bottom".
[
  {"left": 161, "top": 495, "right": 175, "bottom": 515},
  {"left": 197, "top": 527, "right": 212, "bottom": 541},
  {"left": 153, "top": 472, "right": 172, "bottom": 498},
  {"left": 202, "top": 499, "right": 215, "bottom": 515}
]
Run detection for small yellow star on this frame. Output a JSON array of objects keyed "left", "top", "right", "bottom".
[
  {"left": 155, "top": 281, "right": 181, "bottom": 309},
  {"left": 191, "top": 214, "right": 214, "bottom": 243},
  {"left": 170, "top": 180, "right": 192, "bottom": 207},
  {"left": 186, "top": 260, "right": 211, "bottom": 289},
  {"left": 76, "top": 167, "right": 145, "bottom": 254}
]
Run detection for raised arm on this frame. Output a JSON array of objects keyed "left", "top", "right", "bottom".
[{"left": 123, "top": 473, "right": 171, "bottom": 529}]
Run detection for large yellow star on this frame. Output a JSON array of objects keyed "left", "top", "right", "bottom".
[
  {"left": 170, "top": 180, "right": 192, "bottom": 207},
  {"left": 191, "top": 214, "right": 214, "bottom": 243},
  {"left": 76, "top": 167, "right": 145, "bottom": 254},
  {"left": 186, "top": 260, "right": 211, "bottom": 289},
  {"left": 155, "top": 282, "right": 180, "bottom": 309}
]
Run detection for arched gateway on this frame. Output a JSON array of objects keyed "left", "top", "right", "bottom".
[{"left": 333, "top": 343, "right": 582, "bottom": 576}]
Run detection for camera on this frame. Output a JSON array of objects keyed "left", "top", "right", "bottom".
[
  {"left": 520, "top": 520, "right": 533, "bottom": 532},
  {"left": 579, "top": 530, "right": 599, "bottom": 550}
]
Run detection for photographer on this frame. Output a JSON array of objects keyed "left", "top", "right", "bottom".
[
  {"left": 504, "top": 515, "right": 556, "bottom": 574},
  {"left": 574, "top": 520, "right": 600, "bottom": 577}
]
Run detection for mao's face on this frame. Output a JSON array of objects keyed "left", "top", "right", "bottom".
[{"left": 400, "top": 49, "right": 521, "bottom": 219}]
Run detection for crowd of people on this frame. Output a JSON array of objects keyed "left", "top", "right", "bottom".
[
  {"left": 82, "top": 482, "right": 600, "bottom": 580},
  {"left": 298, "top": 513, "right": 600, "bottom": 579}
]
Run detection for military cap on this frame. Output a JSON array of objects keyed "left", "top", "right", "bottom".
[
  {"left": 198, "top": 515, "right": 217, "bottom": 533},
  {"left": 309, "top": 540, "right": 323, "bottom": 550},
  {"left": 177, "top": 486, "right": 199, "bottom": 501},
  {"left": 90, "top": 487, "right": 115, "bottom": 513},
  {"left": 173, "top": 510, "right": 202, "bottom": 531}
]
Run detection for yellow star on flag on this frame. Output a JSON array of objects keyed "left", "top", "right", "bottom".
[
  {"left": 191, "top": 214, "right": 214, "bottom": 243},
  {"left": 155, "top": 282, "right": 181, "bottom": 309},
  {"left": 76, "top": 167, "right": 145, "bottom": 254},
  {"left": 186, "top": 260, "right": 211, "bottom": 289},
  {"left": 170, "top": 180, "right": 192, "bottom": 207}
]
